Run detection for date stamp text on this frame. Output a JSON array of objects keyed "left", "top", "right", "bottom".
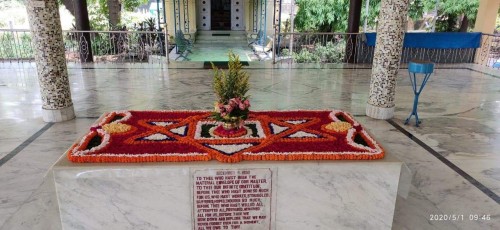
[{"left": 429, "top": 214, "right": 492, "bottom": 221}]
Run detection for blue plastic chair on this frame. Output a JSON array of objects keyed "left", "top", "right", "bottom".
[
  {"left": 248, "top": 30, "right": 264, "bottom": 47},
  {"left": 405, "top": 60, "right": 435, "bottom": 127},
  {"left": 492, "top": 59, "right": 500, "bottom": 68}
]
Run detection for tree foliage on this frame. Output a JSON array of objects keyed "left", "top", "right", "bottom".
[
  {"left": 294, "top": 0, "right": 350, "bottom": 32},
  {"left": 439, "top": 0, "right": 478, "bottom": 21},
  {"left": 88, "top": 0, "right": 148, "bottom": 16},
  {"left": 294, "top": 0, "right": 479, "bottom": 32},
  {"left": 360, "top": 0, "right": 437, "bottom": 29},
  {"left": 63, "top": 0, "right": 148, "bottom": 29},
  {"left": 435, "top": 0, "right": 478, "bottom": 31},
  {"left": 89, "top": 0, "right": 148, "bottom": 28}
]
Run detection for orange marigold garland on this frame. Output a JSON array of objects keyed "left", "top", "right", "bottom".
[
  {"left": 323, "top": 121, "right": 352, "bottom": 133},
  {"left": 103, "top": 123, "right": 132, "bottom": 134},
  {"left": 67, "top": 110, "right": 385, "bottom": 163}
]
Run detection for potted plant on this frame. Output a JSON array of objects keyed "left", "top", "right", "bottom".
[{"left": 211, "top": 51, "right": 250, "bottom": 132}]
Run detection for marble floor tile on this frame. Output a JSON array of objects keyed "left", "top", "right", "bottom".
[
  {"left": 1, "top": 63, "right": 500, "bottom": 229},
  {"left": 187, "top": 42, "right": 253, "bottom": 62},
  {"left": 0, "top": 164, "right": 47, "bottom": 226},
  {"left": 0, "top": 172, "right": 61, "bottom": 230},
  {"left": 0, "top": 119, "right": 46, "bottom": 154},
  {"left": 451, "top": 159, "right": 500, "bottom": 195},
  {"left": 354, "top": 117, "right": 441, "bottom": 163},
  {"left": 392, "top": 115, "right": 500, "bottom": 199},
  {"left": 407, "top": 161, "right": 500, "bottom": 230},
  {"left": 0, "top": 118, "right": 95, "bottom": 228},
  {"left": 392, "top": 185, "right": 460, "bottom": 230}
]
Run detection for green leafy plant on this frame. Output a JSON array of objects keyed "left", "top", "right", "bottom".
[
  {"left": 211, "top": 51, "right": 250, "bottom": 123},
  {"left": 130, "top": 18, "right": 164, "bottom": 58},
  {"left": 293, "top": 0, "right": 477, "bottom": 33},
  {"left": 87, "top": 0, "right": 149, "bottom": 28},
  {"left": 91, "top": 34, "right": 114, "bottom": 55},
  {"left": 315, "top": 41, "right": 346, "bottom": 63},
  {"left": 280, "top": 40, "right": 346, "bottom": 63},
  {"left": 0, "top": 32, "right": 34, "bottom": 59},
  {"left": 280, "top": 48, "right": 290, "bottom": 56},
  {"left": 293, "top": 48, "right": 321, "bottom": 63}
]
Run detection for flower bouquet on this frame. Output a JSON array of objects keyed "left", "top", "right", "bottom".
[{"left": 211, "top": 51, "right": 250, "bottom": 134}]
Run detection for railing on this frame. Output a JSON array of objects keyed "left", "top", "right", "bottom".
[
  {"left": 274, "top": 33, "right": 367, "bottom": 64},
  {"left": 475, "top": 33, "right": 500, "bottom": 68},
  {"left": 0, "top": 29, "right": 34, "bottom": 61},
  {"left": 0, "top": 29, "right": 491, "bottom": 68},
  {"left": 275, "top": 32, "right": 477, "bottom": 65},
  {"left": 0, "top": 29, "right": 171, "bottom": 64}
]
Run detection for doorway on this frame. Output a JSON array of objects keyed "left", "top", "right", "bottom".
[{"left": 211, "top": 0, "right": 231, "bottom": 30}]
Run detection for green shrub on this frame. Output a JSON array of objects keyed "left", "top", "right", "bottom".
[
  {"left": 280, "top": 48, "right": 290, "bottom": 56},
  {"left": 91, "top": 34, "right": 113, "bottom": 55},
  {"left": 315, "top": 41, "right": 346, "bottom": 63},
  {"left": 293, "top": 48, "right": 320, "bottom": 63},
  {"left": 0, "top": 32, "right": 34, "bottom": 59},
  {"left": 280, "top": 40, "right": 346, "bottom": 63}
]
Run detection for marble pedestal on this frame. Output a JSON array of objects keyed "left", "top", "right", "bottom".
[{"left": 50, "top": 152, "right": 408, "bottom": 230}]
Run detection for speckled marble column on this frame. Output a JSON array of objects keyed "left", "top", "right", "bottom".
[
  {"left": 26, "top": 0, "right": 75, "bottom": 122},
  {"left": 366, "top": 0, "right": 409, "bottom": 119}
]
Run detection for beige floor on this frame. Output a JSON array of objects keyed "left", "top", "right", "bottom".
[{"left": 0, "top": 62, "right": 498, "bottom": 229}]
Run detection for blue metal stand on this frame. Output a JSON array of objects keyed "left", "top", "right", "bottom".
[{"left": 405, "top": 60, "right": 435, "bottom": 127}]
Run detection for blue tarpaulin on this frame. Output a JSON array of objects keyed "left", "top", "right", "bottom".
[{"left": 364, "top": 32, "right": 482, "bottom": 49}]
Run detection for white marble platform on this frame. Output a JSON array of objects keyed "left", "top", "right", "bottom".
[{"left": 50, "top": 150, "right": 408, "bottom": 230}]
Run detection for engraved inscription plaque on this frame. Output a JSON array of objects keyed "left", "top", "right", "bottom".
[{"left": 193, "top": 169, "right": 272, "bottom": 230}]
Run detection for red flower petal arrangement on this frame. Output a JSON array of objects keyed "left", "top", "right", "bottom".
[{"left": 67, "top": 110, "right": 385, "bottom": 163}]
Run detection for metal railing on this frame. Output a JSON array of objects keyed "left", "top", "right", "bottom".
[
  {"left": 0, "top": 29, "right": 171, "bottom": 64},
  {"left": 274, "top": 33, "right": 365, "bottom": 64},
  {"left": 0, "top": 29, "right": 34, "bottom": 61},
  {"left": 475, "top": 33, "right": 500, "bottom": 68},
  {"left": 0, "top": 29, "right": 491, "bottom": 68},
  {"left": 275, "top": 32, "right": 477, "bottom": 65}
]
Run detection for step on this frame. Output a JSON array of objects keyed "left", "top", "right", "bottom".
[
  {"left": 194, "top": 40, "right": 248, "bottom": 45},
  {"left": 196, "top": 30, "right": 247, "bottom": 36},
  {"left": 196, "top": 35, "right": 248, "bottom": 42}
]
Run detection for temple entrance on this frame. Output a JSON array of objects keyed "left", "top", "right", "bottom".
[
  {"left": 197, "top": 0, "right": 244, "bottom": 31},
  {"left": 189, "top": 0, "right": 251, "bottom": 62},
  {"left": 211, "top": 0, "right": 231, "bottom": 30}
]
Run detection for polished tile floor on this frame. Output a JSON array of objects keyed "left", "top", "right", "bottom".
[
  {"left": 0, "top": 62, "right": 499, "bottom": 229},
  {"left": 186, "top": 42, "right": 254, "bottom": 62}
]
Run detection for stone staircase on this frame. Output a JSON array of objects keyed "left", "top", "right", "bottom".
[
  {"left": 195, "top": 30, "right": 248, "bottom": 45},
  {"left": 181, "top": 30, "right": 259, "bottom": 62}
]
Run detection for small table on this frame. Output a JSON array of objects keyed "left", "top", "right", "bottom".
[{"left": 405, "top": 60, "right": 435, "bottom": 127}]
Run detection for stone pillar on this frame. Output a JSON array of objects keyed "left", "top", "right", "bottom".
[
  {"left": 474, "top": 0, "right": 500, "bottom": 34},
  {"left": 474, "top": 0, "right": 500, "bottom": 65},
  {"left": 366, "top": 0, "right": 409, "bottom": 119},
  {"left": 26, "top": 0, "right": 75, "bottom": 122}
]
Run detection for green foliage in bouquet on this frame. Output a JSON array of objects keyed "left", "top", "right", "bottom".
[
  {"left": 212, "top": 52, "right": 249, "bottom": 103},
  {"left": 211, "top": 51, "right": 251, "bottom": 123}
]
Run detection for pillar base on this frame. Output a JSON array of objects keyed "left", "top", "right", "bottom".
[
  {"left": 366, "top": 103, "right": 394, "bottom": 120},
  {"left": 42, "top": 105, "right": 75, "bottom": 122}
]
